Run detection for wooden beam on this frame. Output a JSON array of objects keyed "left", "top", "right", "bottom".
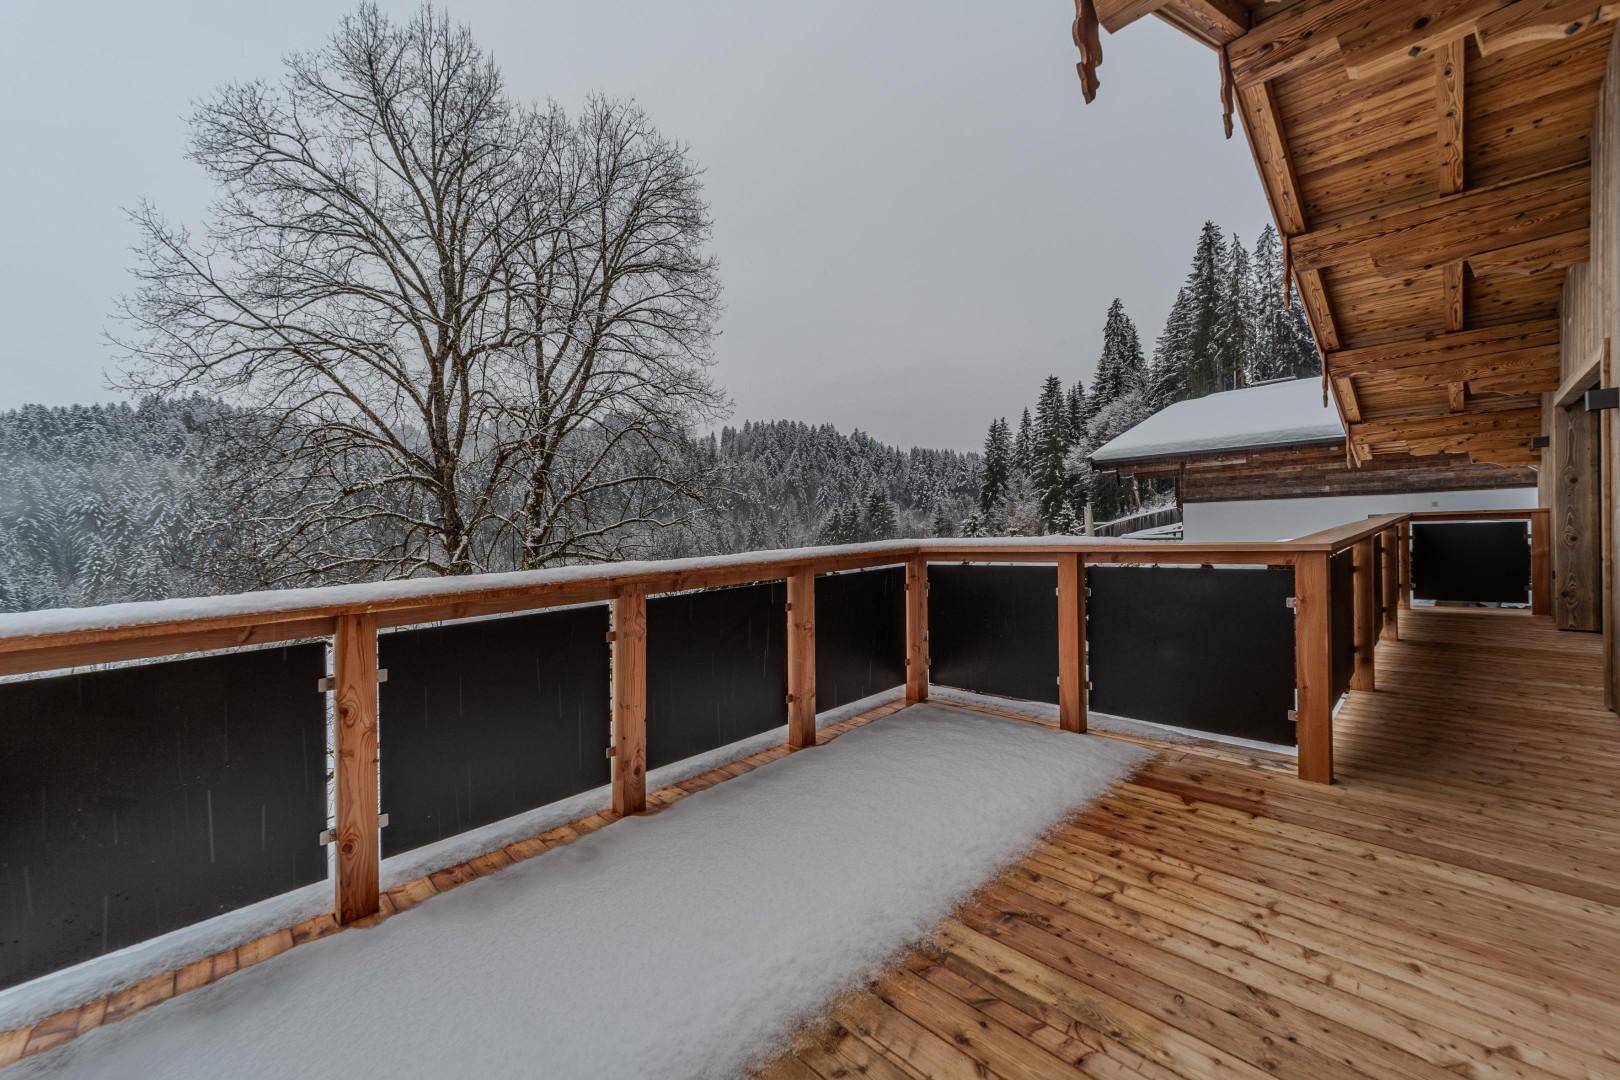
[
  {"left": 1290, "top": 163, "right": 1591, "bottom": 275},
  {"left": 1475, "top": 0, "right": 1620, "bottom": 55},
  {"left": 1240, "top": 80, "right": 1307, "bottom": 234},
  {"left": 1333, "top": 375, "right": 1363, "bottom": 421},
  {"left": 1351, "top": 405, "right": 1543, "bottom": 459},
  {"left": 1295, "top": 268, "right": 1342, "bottom": 350},
  {"left": 1153, "top": 0, "right": 1250, "bottom": 48},
  {"left": 1439, "top": 38, "right": 1467, "bottom": 331},
  {"left": 1337, "top": 0, "right": 1498, "bottom": 81},
  {"left": 905, "top": 556, "right": 929, "bottom": 703},
  {"left": 1550, "top": 402, "right": 1602, "bottom": 628},
  {"left": 1380, "top": 529, "right": 1400, "bottom": 639},
  {"left": 1294, "top": 551, "right": 1334, "bottom": 783},
  {"left": 786, "top": 569, "right": 817, "bottom": 749},
  {"left": 1466, "top": 228, "right": 1590, "bottom": 277},
  {"left": 611, "top": 589, "right": 647, "bottom": 815},
  {"left": 1443, "top": 263, "right": 1467, "bottom": 331},
  {"left": 1399, "top": 522, "right": 1413, "bottom": 609},
  {"left": 1329, "top": 319, "right": 1561, "bottom": 374},
  {"left": 1554, "top": 337, "right": 1607, "bottom": 407},
  {"left": 1439, "top": 39, "right": 1466, "bottom": 196},
  {"left": 1228, "top": 0, "right": 1359, "bottom": 87},
  {"left": 1351, "top": 537, "right": 1377, "bottom": 690},
  {"left": 1057, "top": 554, "right": 1088, "bottom": 733},
  {"left": 332, "top": 614, "right": 380, "bottom": 926},
  {"left": 1449, "top": 381, "right": 1470, "bottom": 412},
  {"left": 1531, "top": 509, "right": 1553, "bottom": 617},
  {"left": 1096, "top": 0, "right": 1175, "bottom": 32}
]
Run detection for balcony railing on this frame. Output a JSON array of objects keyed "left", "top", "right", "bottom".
[{"left": 0, "top": 507, "right": 1548, "bottom": 997}]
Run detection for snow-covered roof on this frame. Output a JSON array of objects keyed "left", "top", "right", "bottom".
[{"left": 1090, "top": 378, "right": 1343, "bottom": 466}]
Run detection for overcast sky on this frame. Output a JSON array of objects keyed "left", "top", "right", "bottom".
[{"left": 0, "top": 1, "right": 1270, "bottom": 451}]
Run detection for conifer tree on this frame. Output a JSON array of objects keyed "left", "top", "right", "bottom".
[
  {"left": 1093, "top": 298, "right": 1146, "bottom": 406},
  {"left": 931, "top": 503, "right": 957, "bottom": 538},
  {"left": 1214, "top": 234, "right": 1253, "bottom": 391},
  {"left": 980, "top": 417, "right": 1012, "bottom": 513},
  {"left": 1033, "top": 376, "right": 1070, "bottom": 529},
  {"left": 1248, "top": 225, "right": 1320, "bottom": 381},
  {"left": 1065, "top": 384, "right": 1086, "bottom": 445},
  {"left": 863, "top": 488, "right": 898, "bottom": 540},
  {"left": 1013, "top": 408, "right": 1034, "bottom": 476},
  {"left": 1148, "top": 224, "right": 1226, "bottom": 406}
]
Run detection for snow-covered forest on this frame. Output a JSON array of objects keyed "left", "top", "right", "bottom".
[
  {"left": 966, "top": 222, "right": 1318, "bottom": 535},
  {"left": 0, "top": 5, "right": 1320, "bottom": 614},
  {"left": 0, "top": 222, "right": 1316, "bottom": 613},
  {"left": 0, "top": 403, "right": 977, "bottom": 612}
]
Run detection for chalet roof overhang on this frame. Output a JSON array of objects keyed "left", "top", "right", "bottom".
[{"left": 1080, "top": 0, "right": 1615, "bottom": 467}]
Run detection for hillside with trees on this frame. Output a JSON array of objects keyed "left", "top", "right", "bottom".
[
  {"left": 0, "top": 403, "right": 978, "bottom": 612},
  {"left": 966, "top": 222, "right": 1318, "bottom": 536}
]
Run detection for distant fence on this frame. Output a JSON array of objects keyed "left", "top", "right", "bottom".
[
  {"left": 1092, "top": 505, "right": 1182, "bottom": 538},
  {"left": 0, "top": 507, "right": 1548, "bottom": 991}
]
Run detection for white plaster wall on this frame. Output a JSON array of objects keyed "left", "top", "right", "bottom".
[{"left": 1180, "top": 487, "right": 1538, "bottom": 542}]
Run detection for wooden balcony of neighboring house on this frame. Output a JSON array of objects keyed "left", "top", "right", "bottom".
[{"left": 3, "top": 507, "right": 1614, "bottom": 1080}]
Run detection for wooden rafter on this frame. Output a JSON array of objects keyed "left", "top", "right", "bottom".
[
  {"left": 1438, "top": 38, "right": 1467, "bottom": 331},
  {"left": 1095, "top": 0, "right": 1176, "bottom": 32},
  {"left": 1098, "top": 0, "right": 1609, "bottom": 466},
  {"left": 1290, "top": 163, "right": 1591, "bottom": 274},
  {"left": 1466, "top": 228, "right": 1591, "bottom": 276},
  {"left": 1475, "top": 0, "right": 1620, "bottom": 54},
  {"left": 1153, "top": 0, "right": 1251, "bottom": 47},
  {"left": 1228, "top": 0, "right": 1617, "bottom": 87},
  {"left": 1329, "top": 319, "right": 1561, "bottom": 373}
]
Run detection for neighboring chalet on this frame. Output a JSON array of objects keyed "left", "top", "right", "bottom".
[{"left": 1091, "top": 377, "right": 1537, "bottom": 540}]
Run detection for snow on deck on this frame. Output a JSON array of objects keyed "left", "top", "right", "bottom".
[
  {"left": 8, "top": 706, "right": 1148, "bottom": 1080},
  {"left": 1090, "top": 377, "right": 1343, "bottom": 465}
]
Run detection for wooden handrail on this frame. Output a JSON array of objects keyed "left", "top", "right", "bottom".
[
  {"left": 0, "top": 505, "right": 1550, "bottom": 937},
  {"left": 0, "top": 511, "right": 1553, "bottom": 677}
]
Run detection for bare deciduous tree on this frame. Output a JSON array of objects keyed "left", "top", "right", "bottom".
[{"left": 117, "top": 3, "right": 724, "bottom": 585}]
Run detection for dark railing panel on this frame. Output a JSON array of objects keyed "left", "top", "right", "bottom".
[
  {"left": 377, "top": 607, "right": 611, "bottom": 858},
  {"left": 1088, "top": 566, "right": 1297, "bottom": 745},
  {"left": 1330, "top": 548, "right": 1356, "bottom": 702},
  {"left": 0, "top": 644, "right": 327, "bottom": 990},
  {"left": 928, "top": 565, "right": 1059, "bottom": 704},
  {"left": 815, "top": 567, "right": 906, "bottom": 712},
  {"left": 1412, "top": 521, "right": 1531, "bottom": 604},
  {"left": 646, "top": 582, "right": 787, "bottom": 769}
]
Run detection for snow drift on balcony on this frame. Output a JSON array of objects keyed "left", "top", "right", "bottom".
[
  {"left": 1090, "top": 377, "right": 1343, "bottom": 465},
  {"left": 10, "top": 706, "right": 1148, "bottom": 1080}
]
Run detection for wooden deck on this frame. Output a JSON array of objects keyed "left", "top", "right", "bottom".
[{"left": 764, "top": 608, "right": 1620, "bottom": 1080}]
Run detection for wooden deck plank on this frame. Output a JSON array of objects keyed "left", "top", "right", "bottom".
[{"left": 763, "top": 607, "right": 1620, "bottom": 1079}]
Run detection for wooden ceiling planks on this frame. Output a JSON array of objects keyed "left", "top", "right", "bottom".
[{"left": 1095, "top": 0, "right": 1615, "bottom": 466}]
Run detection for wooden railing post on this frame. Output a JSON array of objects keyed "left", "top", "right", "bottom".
[
  {"left": 1057, "top": 553, "right": 1087, "bottom": 733},
  {"left": 1398, "top": 522, "right": 1413, "bottom": 609},
  {"left": 1351, "top": 537, "right": 1376, "bottom": 691},
  {"left": 787, "top": 569, "right": 817, "bottom": 749},
  {"left": 1530, "top": 509, "right": 1552, "bottom": 617},
  {"left": 1380, "top": 529, "right": 1399, "bottom": 640},
  {"left": 1295, "top": 552, "right": 1334, "bottom": 784},
  {"left": 905, "top": 556, "right": 929, "bottom": 703},
  {"left": 611, "top": 589, "right": 648, "bottom": 815},
  {"left": 332, "top": 613, "right": 380, "bottom": 925}
]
